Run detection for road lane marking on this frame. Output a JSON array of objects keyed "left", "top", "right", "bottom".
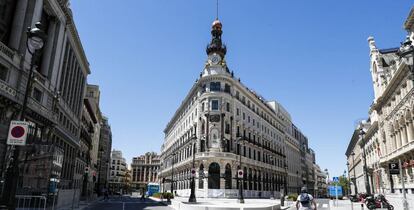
[{"left": 123, "top": 202, "right": 125, "bottom": 210}]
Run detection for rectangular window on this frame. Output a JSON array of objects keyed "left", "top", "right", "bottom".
[
  {"left": 235, "top": 91, "right": 239, "bottom": 99},
  {"left": 210, "top": 82, "right": 221, "bottom": 91},
  {"left": 211, "top": 100, "right": 219, "bottom": 110},
  {"left": 32, "top": 88, "right": 42, "bottom": 102},
  {"left": 225, "top": 123, "right": 230, "bottom": 134},
  {"left": 249, "top": 148, "right": 251, "bottom": 158},
  {"left": 0, "top": 64, "right": 8, "bottom": 81},
  {"left": 226, "top": 102, "right": 230, "bottom": 112},
  {"left": 224, "top": 84, "right": 231, "bottom": 93},
  {"left": 236, "top": 108, "right": 240, "bottom": 115}
]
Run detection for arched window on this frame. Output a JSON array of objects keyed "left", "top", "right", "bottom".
[{"left": 208, "top": 162, "right": 220, "bottom": 189}]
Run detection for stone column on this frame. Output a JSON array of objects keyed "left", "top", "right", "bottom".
[
  {"left": 396, "top": 130, "right": 401, "bottom": 148},
  {"left": 9, "top": 0, "right": 28, "bottom": 50},
  {"left": 407, "top": 121, "right": 414, "bottom": 142},
  {"left": 31, "top": 0, "right": 43, "bottom": 24},
  {"left": 204, "top": 170, "right": 208, "bottom": 197},
  {"left": 232, "top": 166, "right": 238, "bottom": 189},
  {"left": 144, "top": 167, "right": 147, "bottom": 183},
  {"left": 40, "top": 18, "right": 57, "bottom": 76},
  {"left": 220, "top": 165, "right": 226, "bottom": 196},
  {"left": 391, "top": 134, "right": 396, "bottom": 151},
  {"left": 402, "top": 126, "right": 408, "bottom": 145}
]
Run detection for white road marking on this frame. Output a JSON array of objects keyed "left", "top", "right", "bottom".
[{"left": 123, "top": 202, "right": 125, "bottom": 210}]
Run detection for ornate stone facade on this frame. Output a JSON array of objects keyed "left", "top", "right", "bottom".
[
  {"left": 159, "top": 19, "right": 313, "bottom": 198},
  {"left": 346, "top": 7, "right": 414, "bottom": 195},
  {"left": 131, "top": 152, "right": 160, "bottom": 190}
]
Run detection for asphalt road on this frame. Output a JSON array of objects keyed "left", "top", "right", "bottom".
[
  {"left": 84, "top": 196, "right": 173, "bottom": 210},
  {"left": 288, "top": 198, "right": 330, "bottom": 210}
]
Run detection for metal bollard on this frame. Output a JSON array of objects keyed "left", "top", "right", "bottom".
[
  {"left": 350, "top": 199, "right": 354, "bottom": 210},
  {"left": 361, "top": 203, "right": 364, "bottom": 210}
]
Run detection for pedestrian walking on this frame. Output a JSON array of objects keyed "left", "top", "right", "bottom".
[
  {"left": 103, "top": 188, "right": 109, "bottom": 201},
  {"left": 140, "top": 188, "right": 145, "bottom": 201},
  {"left": 296, "top": 187, "right": 317, "bottom": 210}
]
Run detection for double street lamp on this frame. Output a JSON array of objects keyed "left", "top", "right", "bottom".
[
  {"left": 1, "top": 22, "right": 46, "bottom": 209},
  {"left": 188, "top": 134, "right": 197, "bottom": 203}
]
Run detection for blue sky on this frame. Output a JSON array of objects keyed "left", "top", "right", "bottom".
[{"left": 71, "top": 1, "right": 411, "bottom": 177}]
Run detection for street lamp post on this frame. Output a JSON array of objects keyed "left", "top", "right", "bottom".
[
  {"left": 237, "top": 136, "right": 244, "bottom": 204},
  {"left": 188, "top": 134, "right": 197, "bottom": 203},
  {"left": 351, "top": 152, "right": 358, "bottom": 194},
  {"left": 359, "top": 127, "right": 371, "bottom": 195},
  {"left": 1, "top": 22, "right": 46, "bottom": 209}
]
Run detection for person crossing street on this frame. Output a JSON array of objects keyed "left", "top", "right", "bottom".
[{"left": 296, "top": 187, "right": 317, "bottom": 210}]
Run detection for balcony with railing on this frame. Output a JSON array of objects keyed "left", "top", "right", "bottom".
[{"left": 0, "top": 41, "right": 16, "bottom": 62}]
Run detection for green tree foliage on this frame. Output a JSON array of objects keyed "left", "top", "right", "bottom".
[{"left": 337, "top": 175, "right": 350, "bottom": 195}]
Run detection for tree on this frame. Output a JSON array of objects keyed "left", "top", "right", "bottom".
[{"left": 337, "top": 175, "right": 350, "bottom": 195}]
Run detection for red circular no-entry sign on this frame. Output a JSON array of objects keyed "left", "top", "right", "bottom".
[{"left": 11, "top": 126, "right": 25, "bottom": 138}]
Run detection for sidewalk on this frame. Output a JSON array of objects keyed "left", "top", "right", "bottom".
[{"left": 328, "top": 200, "right": 389, "bottom": 210}]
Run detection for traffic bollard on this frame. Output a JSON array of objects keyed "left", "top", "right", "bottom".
[{"left": 361, "top": 203, "right": 364, "bottom": 210}]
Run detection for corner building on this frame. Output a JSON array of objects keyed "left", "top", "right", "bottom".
[{"left": 159, "top": 19, "right": 309, "bottom": 198}]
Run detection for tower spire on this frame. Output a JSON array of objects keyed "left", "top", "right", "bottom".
[
  {"left": 216, "top": 0, "right": 219, "bottom": 20},
  {"left": 206, "top": 1, "right": 226, "bottom": 58}
]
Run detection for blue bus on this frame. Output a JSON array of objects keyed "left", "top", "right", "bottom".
[
  {"left": 146, "top": 183, "right": 160, "bottom": 196},
  {"left": 328, "top": 185, "right": 343, "bottom": 199}
]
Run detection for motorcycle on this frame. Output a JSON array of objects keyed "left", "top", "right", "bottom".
[
  {"left": 358, "top": 193, "right": 369, "bottom": 202},
  {"left": 365, "top": 194, "right": 394, "bottom": 210},
  {"left": 349, "top": 194, "right": 359, "bottom": 202}
]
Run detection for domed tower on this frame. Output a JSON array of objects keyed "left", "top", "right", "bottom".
[
  {"left": 203, "top": 19, "right": 230, "bottom": 76},
  {"left": 206, "top": 19, "right": 227, "bottom": 58}
]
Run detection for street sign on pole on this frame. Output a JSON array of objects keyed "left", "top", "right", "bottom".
[
  {"left": 7, "top": 121, "right": 29, "bottom": 146},
  {"left": 333, "top": 177, "right": 339, "bottom": 182},
  {"left": 389, "top": 163, "right": 400, "bottom": 175},
  {"left": 237, "top": 169, "right": 243, "bottom": 178},
  {"left": 191, "top": 168, "right": 196, "bottom": 177}
]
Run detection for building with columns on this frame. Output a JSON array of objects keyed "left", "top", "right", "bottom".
[
  {"left": 346, "top": 6, "right": 414, "bottom": 195},
  {"left": 346, "top": 125, "right": 367, "bottom": 195},
  {"left": 158, "top": 18, "right": 315, "bottom": 198},
  {"left": 131, "top": 152, "right": 161, "bottom": 190}
]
